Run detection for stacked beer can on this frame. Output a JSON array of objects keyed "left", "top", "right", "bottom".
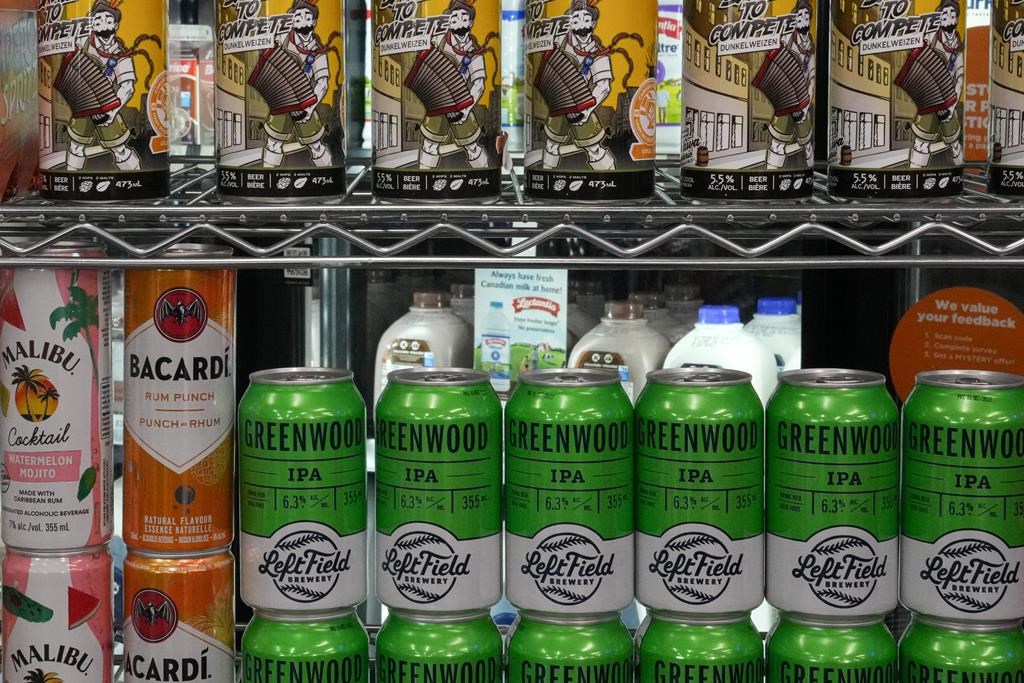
[{"left": 120, "top": 247, "right": 238, "bottom": 681}]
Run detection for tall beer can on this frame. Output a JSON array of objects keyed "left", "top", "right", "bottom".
[
  {"left": 989, "top": 0, "right": 1024, "bottom": 194},
  {"left": 0, "top": 245, "right": 113, "bottom": 550}
]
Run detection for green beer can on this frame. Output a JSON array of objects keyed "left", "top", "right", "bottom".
[
  {"left": 241, "top": 609, "right": 369, "bottom": 683},
  {"left": 900, "top": 616, "right": 1024, "bottom": 683},
  {"left": 375, "top": 369, "right": 502, "bottom": 612},
  {"left": 508, "top": 613, "right": 633, "bottom": 683},
  {"left": 376, "top": 610, "right": 503, "bottom": 683},
  {"left": 766, "top": 369, "right": 899, "bottom": 617},
  {"left": 901, "top": 370, "right": 1024, "bottom": 622},
  {"left": 636, "top": 369, "right": 764, "bottom": 614},
  {"left": 506, "top": 368, "right": 634, "bottom": 614},
  {"left": 239, "top": 368, "right": 367, "bottom": 612},
  {"left": 767, "top": 615, "right": 897, "bottom": 683},
  {"left": 637, "top": 611, "right": 764, "bottom": 683}
]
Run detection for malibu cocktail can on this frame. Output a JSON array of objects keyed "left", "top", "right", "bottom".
[
  {"left": 508, "top": 612, "right": 633, "bottom": 683},
  {"left": 899, "top": 616, "right": 1024, "bottom": 683},
  {"left": 376, "top": 610, "right": 502, "bottom": 683},
  {"left": 635, "top": 369, "right": 764, "bottom": 614},
  {"left": 637, "top": 611, "right": 764, "bottom": 683},
  {"left": 241, "top": 609, "right": 369, "bottom": 683},
  {"left": 767, "top": 615, "right": 897, "bottom": 683}
]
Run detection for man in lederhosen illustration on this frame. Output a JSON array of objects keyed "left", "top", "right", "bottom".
[
  {"left": 764, "top": 0, "right": 814, "bottom": 169},
  {"left": 907, "top": 0, "right": 963, "bottom": 168},
  {"left": 417, "top": 0, "right": 490, "bottom": 169},
  {"left": 542, "top": 0, "right": 615, "bottom": 170},
  {"left": 262, "top": 0, "right": 333, "bottom": 168},
  {"left": 66, "top": 0, "right": 140, "bottom": 171}
]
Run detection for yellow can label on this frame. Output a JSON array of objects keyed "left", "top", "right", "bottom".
[{"left": 989, "top": 0, "right": 1024, "bottom": 193}]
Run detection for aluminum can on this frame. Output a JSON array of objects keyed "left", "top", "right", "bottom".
[
  {"left": 0, "top": 245, "right": 113, "bottom": 550},
  {"left": 370, "top": 0, "right": 502, "bottom": 201},
  {"left": 36, "top": 0, "right": 169, "bottom": 200},
  {"left": 990, "top": 0, "right": 1024, "bottom": 195},
  {"left": 123, "top": 244, "right": 235, "bottom": 553},
  {"left": 375, "top": 368, "right": 502, "bottom": 612},
  {"left": 636, "top": 611, "right": 764, "bottom": 683},
  {"left": 122, "top": 549, "right": 235, "bottom": 683},
  {"left": 241, "top": 609, "right": 370, "bottom": 683},
  {"left": 2, "top": 545, "right": 113, "bottom": 683},
  {"left": 505, "top": 368, "right": 634, "bottom": 614},
  {"left": 766, "top": 368, "right": 899, "bottom": 617},
  {"left": 635, "top": 369, "right": 764, "bottom": 614},
  {"left": 376, "top": 610, "right": 502, "bottom": 683},
  {"left": 900, "top": 370, "right": 1024, "bottom": 622},
  {"left": 239, "top": 367, "right": 367, "bottom": 612},
  {"left": 215, "top": 0, "right": 346, "bottom": 199},
  {"left": 899, "top": 616, "right": 1024, "bottom": 683},
  {"left": 828, "top": 0, "right": 965, "bottom": 198},
  {"left": 523, "top": 0, "right": 656, "bottom": 201},
  {"left": 507, "top": 612, "right": 633, "bottom": 683},
  {"left": 680, "top": 0, "right": 814, "bottom": 199},
  {"left": 767, "top": 615, "right": 897, "bottom": 683}
]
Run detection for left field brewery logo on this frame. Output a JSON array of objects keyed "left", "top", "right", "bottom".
[
  {"left": 132, "top": 589, "right": 178, "bottom": 643},
  {"left": 792, "top": 534, "right": 887, "bottom": 608},
  {"left": 921, "top": 537, "right": 1021, "bottom": 613},
  {"left": 381, "top": 530, "right": 470, "bottom": 604},
  {"left": 258, "top": 529, "right": 350, "bottom": 603},
  {"left": 154, "top": 288, "right": 208, "bottom": 342},
  {"left": 650, "top": 530, "right": 742, "bottom": 606},
  {"left": 521, "top": 530, "right": 614, "bottom": 606}
]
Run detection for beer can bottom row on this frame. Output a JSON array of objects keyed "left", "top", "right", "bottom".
[
  {"left": 242, "top": 610, "right": 370, "bottom": 683},
  {"left": 377, "top": 610, "right": 503, "bottom": 683},
  {"left": 507, "top": 613, "right": 633, "bottom": 683},
  {"left": 767, "top": 615, "right": 897, "bottom": 683},
  {"left": 899, "top": 616, "right": 1024, "bottom": 683},
  {"left": 637, "top": 611, "right": 764, "bottom": 683}
]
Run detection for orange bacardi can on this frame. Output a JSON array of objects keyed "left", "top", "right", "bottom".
[
  {"left": 123, "top": 244, "right": 236, "bottom": 552},
  {"left": 123, "top": 549, "right": 235, "bottom": 683}
]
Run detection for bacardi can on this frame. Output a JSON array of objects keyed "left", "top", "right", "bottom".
[
  {"left": 635, "top": 369, "right": 764, "bottom": 614},
  {"left": 0, "top": 246, "right": 113, "bottom": 550},
  {"left": 240, "top": 367, "right": 367, "bottom": 612},
  {"left": 990, "top": 0, "right": 1024, "bottom": 195},
  {"left": 900, "top": 370, "right": 1024, "bottom": 622},
  {"left": 36, "top": 0, "right": 169, "bottom": 200},
  {"left": 636, "top": 612, "right": 764, "bottom": 683},
  {"left": 215, "top": 0, "right": 347, "bottom": 199},
  {"left": 767, "top": 615, "right": 897, "bottom": 683},
  {"left": 507, "top": 613, "right": 633, "bottom": 683},
  {"left": 375, "top": 368, "right": 502, "bottom": 612},
  {"left": 242, "top": 609, "right": 370, "bottom": 683},
  {"left": 123, "top": 245, "right": 236, "bottom": 553},
  {"left": 766, "top": 368, "right": 899, "bottom": 617},
  {"left": 505, "top": 368, "right": 634, "bottom": 614},
  {"left": 376, "top": 610, "right": 502, "bottom": 683},
  {"left": 370, "top": 0, "right": 502, "bottom": 201},
  {"left": 123, "top": 549, "right": 235, "bottom": 683},
  {"left": 899, "top": 616, "right": 1024, "bottom": 683},
  {"left": 2, "top": 545, "right": 113, "bottom": 683}
]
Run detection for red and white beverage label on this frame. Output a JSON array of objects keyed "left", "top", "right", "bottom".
[
  {"left": 0, "top": 267, "right": 113, "bottom": 549},
  {"left": 2, "top": 546, "right": 113, "bottom": 683}
]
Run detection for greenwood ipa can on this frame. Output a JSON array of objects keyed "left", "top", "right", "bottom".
[
  {"left": 123, "top": 550, "right": 235, "bottom": 683},
  {"left": 2, "top": 545, "right": 113, "bottom": 683},
  {"left": 899, "top": 616, "right": 1024, "bottom": 683},
  {"left": 524, "top": 0, "right": 656, "bottom": 201},
  {"left": 507, "top": 613, "right": 633, "bottom": 683},
  {"left": 242, "top": 610, "right": 370, "bottom": 683},
  {"left": 636, "top": 612, "right": 764, "bottom": 683},
  {"left": 900, "top": 370, "right": 1024, "bottom": 622},
  {"left": 376, "top": 610, "right": 502, "bottom": 683},
  {"left": 827, "top": 0, "right": 966, "bottom": 198},
  {"left": 375, "top": 369, "right": 502, "bottom": 612},
  {"left": 990, "top": 0, "right": 1024, "bottom": 194},
  {"left": 123, "top": 246, "right": 236, "bottom": 553},
  {"left": 766, "top": 368, "right": 899, "bottom": 617},
  {"left": 370, "top": 0, "right": 502, "bottom": 201},
  {"left": 635, "top": 369, "right": 764, "bottom": 614},
  {"left": 215, "top": 0, "right": 346, "bottom": 199},
  {"left": 505, "top": 368, "right": 634, "bottom": 614},
  {"left": 0, "top": 247, "right": 113, "bottom": 550},
  {"left": 239, "top": 367, "right": 367, "bottom": 612},
  {"left": 37, "top": 0, "right": 170, "bottom": 200},
  {"left": 767, "top": 615, "right": 897, "bottom": 683}
]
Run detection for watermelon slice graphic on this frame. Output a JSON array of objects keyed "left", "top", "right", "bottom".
[
  {"left": 3, "top": 585, "right": 53, "bottom": 623},
  {"left": 68, "top": 586, "right": 100, "bottom": 629}
]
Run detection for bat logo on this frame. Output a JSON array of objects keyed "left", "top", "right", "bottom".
[
  {"left": 131, "top": 589, "right": 178, "bottom": 642},
  {"left": 153, "top": 287, "right": 209, "bottom": 342}
]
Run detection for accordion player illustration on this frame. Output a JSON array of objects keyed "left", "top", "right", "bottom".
[
  {"left": 895, "top": 0, "right": 963, "bottom": 168},
  {"left": 752, "top": 0, "right": 814, "bottom": 170}
]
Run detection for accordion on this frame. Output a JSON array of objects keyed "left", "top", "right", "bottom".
[
  {"left": 752, "top": 47, "right": 810, "bottom": 117},
  {"left": 54, "top": 50, "right": 121, "bottom": 119},
  {"left": 248, "top": 45, "right": 318, "bottom": 115},
  {"left": 894, "top": 45, "right": 958, "bottom": 115},
  {"left": 404, "top": 48, "right": 474, "bottom": 117},
  {"left": 535, "top": 48, "right": 596, "bottom": 117}
]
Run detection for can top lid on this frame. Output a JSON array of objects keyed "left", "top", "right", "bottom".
[
  {"left": 781, "top": 612, "right": 885, "bottom": 628},
  {"left": 156, "top": 242, "right": 234, "bottom": 257},
  {"left": 916, "top": 369, "right": 1024, "bottom": 389},
  {"left": 389, "top": 608, "right": 492, "bottom": 623},
  {"left": 629, "top": 292, "right": 664, "bottom": 310},
  {"left": 698, "top": 305, "right": 740, "bottom": 324},
  {"left": 387, "top": 368, "right": 489, "bottom": 386},
  {"left": 780, "top": 368, "right": 886, "bottom": 387},
  {"left": 519, "top": 610, "right": 621, "bottom": 625},
  {"left": 249, "top": 367, "right": 354, "bottom": 385},
  {"left": 518, "top": 368, "right": 620, "bottom": 387},
  {"left": 646, "top": 609, "right": 753, "bottom": 626},
  {"left": 911, "top": 613, "right": 1024, "bottom": 632},
  {"left": 16, "top": 240, "right": 105, "bottom": 257},
  {"left": 647, "top": 368, "right": 753, "bottom": 387},
  {"left": 254, "top": 608, "right": 357, "bottom": 623},
  {"left": 413, "top": 291, "right": 449, "bottom": 308},
  {"left": 604, "top": 300, "right": 646, "bottom": 320},
  {"left": 756, "top": 296, "right": 798, "bottom": 315}
]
